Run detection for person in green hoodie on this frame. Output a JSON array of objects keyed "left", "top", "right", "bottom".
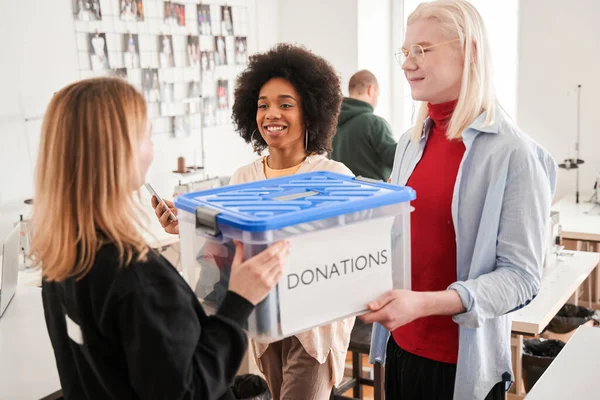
[{"left": 331, "top": 70, "right": 397, "bottom": 181}]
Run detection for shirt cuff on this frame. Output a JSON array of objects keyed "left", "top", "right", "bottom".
[
  {"left": 216, "top": 291, "right": 255, "bottom": 328},
  {"left": 448, "top": 282, "right": 482, "bottom": 328}
]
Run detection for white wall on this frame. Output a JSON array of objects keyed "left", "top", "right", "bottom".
[
  {"left": 277, "top": 0, "right": 394, "bottom": 126},
  {"left": 0, "top": 0, "right": 80, "bottom": 239},
  {"left": 0, "top": 0, "right": 270, "bottom": 240},
  {"left": 389, "top": 0, "right": 408, "bottom": 137},
  {"left": 0, "top": 0, "right": 79, "bottom": 205},
  {"left": 357, "top": 0, "right": 392, "bottom": 123},
  {"left": 471, "top": 0, "right": 518, "bottom": 119},
  {"left": 277, "top": 0, "right": 359, "bottom": 98},
  {"left": 518, "top": 0, "right": 600, "bottom": 200}
]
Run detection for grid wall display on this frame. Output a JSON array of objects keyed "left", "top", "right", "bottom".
[{"left": 71, "top": 0, "right": 250, "bottom": 137}]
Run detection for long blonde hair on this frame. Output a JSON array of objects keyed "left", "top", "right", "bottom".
[
  {"left": 409, "top": 0, "right": 497, "bottom": 141},
  {"left": 31, "top": 78, "right": 149, "bottom": 282}
]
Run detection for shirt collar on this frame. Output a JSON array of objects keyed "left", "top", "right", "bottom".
[{"left": 420, "top": 107, "right": 502, "bottom": 149}]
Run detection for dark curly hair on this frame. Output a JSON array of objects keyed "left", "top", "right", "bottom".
[{"left": 232, "top": 43, "right": 342, "bottom": 154}]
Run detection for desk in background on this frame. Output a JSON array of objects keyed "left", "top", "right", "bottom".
[
  {"left": 0, "top": 234, "right": 178, "bottom": 400},
  {"left": 508, "top": 250, "right": 600, "bottom": 399},
  {"left": 526, "top": 326, "right": 600, "bottom": 399},
  {"left": 553, "top": 195, "right": 600, "bottom": 243},
  {"left": 0, "top": 286, "right": 62, "bottom": 400},
  {"left": 552, "top": 195, "right": 600, "bottom": 309},
  {"left": 0, "top": 198, "right": 179, "bottom": 399}
]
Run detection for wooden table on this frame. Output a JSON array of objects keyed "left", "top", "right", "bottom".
[
  {"left": 526, "top": 326, "right": 600, "bottom": 399},
  {"left": 508, "top": 251, "right": 600, "bottom": 399}
]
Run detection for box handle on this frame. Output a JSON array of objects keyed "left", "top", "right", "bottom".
[
  {"left": 355, "top": 176, "right": 382, "bottom": 184},
  {"left": 272, "top": 190, "right": 320, "bottom": 201},
  {"left": 195, "top": 206, "right": 222, "bottom": 237}
]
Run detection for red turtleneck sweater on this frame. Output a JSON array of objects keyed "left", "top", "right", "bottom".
[{"left": 392, "top": 100, "right": 465, "bottom": 364}]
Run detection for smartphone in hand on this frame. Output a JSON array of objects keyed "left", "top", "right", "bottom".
[{"left": 144, "top": 183, "right": 177, "bottom": 223}]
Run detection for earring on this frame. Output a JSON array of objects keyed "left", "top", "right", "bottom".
[
  {"left": 305, "top": 128, "right": 309, "bottom": 151},
  {"left": 251, "top": 129, "right": 258, "bottom": 143}
]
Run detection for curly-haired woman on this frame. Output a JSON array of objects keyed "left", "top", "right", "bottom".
[{"left": 154, "top": 44, "right": 354, "bottom": 399}]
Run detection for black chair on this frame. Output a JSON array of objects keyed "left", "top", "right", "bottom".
[{"left": 331, "top": 320, "right": 384, "bottom": 400}]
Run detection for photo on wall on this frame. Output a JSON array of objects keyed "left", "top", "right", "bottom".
[
  {"left": 88, "top": 32, "right": 109, "bottom": 70},
  {"left": 208, "top": 51, "right": 216, "bottom": 71},
  {"left": 221, "top": 5, "right": 234, "bottom": 36},
  {"left": 160, "top": 75, "right": 176, "bottom": 117},
  {"left": 187, "top": 36, "right": 200, "bottom": 67},
  {"left": 142, "top": 68, "right": 160, "bottom": 103},
  {"left": 119, "top": 0, "right": 144, "bottom": 22},
  {"left": 234, "top": 37, "right": 248, "bottom": 65},
  {"left": 202, "top": 97, "right": 217, "bottom": 127},
  {"left": 200, "top": 51, "right": 215, "bottom": 74},
  {"left": 217, "top": 80, "right": 229, "bottom": 109},
  {"left": 197, "top": 4, "right": 212, "bottom": 36},
  {"left": 188, "top": 81, "right": 201, "bottom": 99},
  {"left": 172, "top": 115, "right": 191, "bottom": 138},
  {"left": 160, "top": 82, "right": 175, "bottom": 104},
  {"left": 164, "top": 2, "right": 186, "bottom": 27},
  {"left": 123, "top": 33, "right": 140, "bottom": 69},
  {"left": 214, "top": 36, "right": 227, "bottom": 66},
  {"left": 111, "top": 68, "right": 128, "bottom": 80},
  {"left": 159, "top": 35, "right": 175, "bottom": 68},
  {"left": 187, "top": 97, "right": 201, "bottom": 115},
  {"left": 71, "top": 0, "right": 252, "bottom": 129},
  {"left": 73, "top": 0, "right": 102, "bottom": 21}
]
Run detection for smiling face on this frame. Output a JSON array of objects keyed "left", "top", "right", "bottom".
[
  {"left": 256, "top": 77, "right": 305, "bottom": 152},
  {"left": 402, "top": 18, "right": 464, "bottom": 104}
]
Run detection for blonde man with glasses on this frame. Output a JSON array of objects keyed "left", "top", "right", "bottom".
[{"left": 362, "top": 1, "right": 557, "bottom": 399}]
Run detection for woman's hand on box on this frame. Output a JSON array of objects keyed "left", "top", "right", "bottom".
[
  {"left": 152, "top": 197, "right": 179, "bottom": 235},
  {"left": 228, "top": 240, "right": 290, "bottom": 306},
  {"left": 359, "top": 290, "right": 426, "bottom": 330},
  {"left": 359, "top": 289, "right": 465, "bottom": 331}
]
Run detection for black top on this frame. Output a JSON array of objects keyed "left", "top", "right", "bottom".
[{"left": 42, "top": 243, "right": 254, "bottom": 400}]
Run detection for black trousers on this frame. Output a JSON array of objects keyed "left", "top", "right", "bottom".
[{"left": 385, "top": 337, "right": 506, "bottom": 400}]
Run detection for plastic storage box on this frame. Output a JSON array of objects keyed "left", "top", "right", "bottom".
[{"left": 175, "top": 171, "right": 415, "bottom": 340}]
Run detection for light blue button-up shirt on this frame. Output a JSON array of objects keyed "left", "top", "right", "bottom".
[{"left": 370, "top": 108, "right": 557, "bottom": 400}]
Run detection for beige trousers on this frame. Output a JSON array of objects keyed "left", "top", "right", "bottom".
[{"left": 259, "top": 336, "right": 333, "bottom": 400}]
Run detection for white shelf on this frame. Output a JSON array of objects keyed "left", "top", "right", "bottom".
[
  {"left": 511, "top": 251, "right": 600, "bottom": 335},
  {"left": 526, "top": 326, "right": 600, "bottom": 399}
]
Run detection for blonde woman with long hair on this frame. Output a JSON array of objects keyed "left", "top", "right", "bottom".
[
  {"left": 31, "top": 77, "right": 289, "bottom": 400},
  {"left": 361, "top": 1, "right": 557, "bottom": 399}
]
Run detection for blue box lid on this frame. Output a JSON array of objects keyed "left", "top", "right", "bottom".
[{"left": 174, "top": 171, "right": 416, "bottom": 233}]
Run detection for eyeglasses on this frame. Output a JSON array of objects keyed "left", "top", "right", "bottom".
[{"left": 394, "top": 38, "right": 461, "bottom": 65}]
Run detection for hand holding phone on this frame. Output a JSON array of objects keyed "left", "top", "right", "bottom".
[{"left": 145, "top": 183, "right": 177, "bottom": 223}]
